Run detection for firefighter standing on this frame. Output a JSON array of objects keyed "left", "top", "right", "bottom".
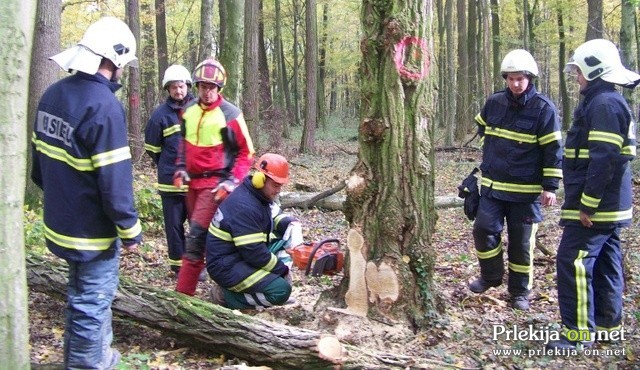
[
  {"left": 469, "top": 49, "right": 563, "bottom": 311},
  {"left": 546, "top": 39, "right": 639, "bottom": 350},
  {"left": 206, "top": 153, "right": 303, "bottom": 309},
  {"left": 144, "top": 65, "right": 194, "bottom": 275},
  {"left": 31, "top": 17, "right": 142, "bottom": 368},
  {"left": 175, "top": 58, "right": 255, "bottom": 296}
]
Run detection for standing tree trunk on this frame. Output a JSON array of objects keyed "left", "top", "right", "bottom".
[
  {"left": 258, "top": 1, "right": 280, "bottom": 149},
  {"left": 435, "top": 0, "right": 445, "bottom": 130},
  {"left": 454, "top": 0, "right": 470, "bottom": 142},
  {"left": 243, "top": 0, "right": 260, "bottom": 147},
  {"left": 490, "top": 0, "right": 501, "bottom": 90},
  {"left": 317, "top": 2, "right": 329, "bottom": 129},
  {"left": 141, "top": 0, "right": 157, "bottom": 135},
  {"left": 343, "top": 0, "right": 439, "bottom": 328},
  {"left": 25, "top": 0, "right": 60, "bottom": 208},
  {"left": 274, "top": 0, "right": 293, "bottom": 139},
  {"left": 155, "top": 0, "right": 169, "bottom": 90},
  {"left": 199, "top": 0, "right": 214, "bottom": 60},
  {"left": 443, "top": 0, "right": 455, "bottom": 146},
  {"left": 586, "top": 0, "right": 603, "bottom": 40},
  {"left": 620, "top": 0, "right": 637, "bottom": 108},
  {"left": 292, "top": 0, "right": 302, "bottom": 126},
  {"left": 219, "top": 0, "right": 244, "bottom": 104},
  {"left": 300, "top": 0, "right": 318, "bottom": 153},
  {"left": 126, "top": 0, "right": 143, "bottom": 160},
  {"left": 557, "top": 5, "right": 571, "bottom": 130},
  {"left": 0, "top": 0, "right": 35, "bottom": 367}
]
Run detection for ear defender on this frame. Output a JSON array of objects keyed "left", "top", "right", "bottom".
[{"left": 252, "top": 172, "right": 266, "bottom": 189}]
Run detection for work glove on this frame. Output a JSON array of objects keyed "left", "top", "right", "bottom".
[
  {"left": 282, "top": 221, "right": 303, "bottom": 249},
  {"left": 212, "top": 178, "right": 237, "bottom": 203},
  {"left": 173, "top": 170, "right": 190, "bottom": 188},
  {"left": 457, "top": 168, "right": 480, "bottom": 221}
]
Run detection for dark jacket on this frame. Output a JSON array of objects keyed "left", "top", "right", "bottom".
[
  {"left": 144, "top": 93, "right": 194, "bottom": 195},
  {"left": 475, "top": 84, "right": 563, "bottom": 202},
  {"left": 560, "top": 79, "right": 635, "bottom": 228},
  {"left": 205, "top": 177, "right": 293, "bottom": 292},
  {"left": 31, "top": 72, "right": 142, "bottom": 262}
]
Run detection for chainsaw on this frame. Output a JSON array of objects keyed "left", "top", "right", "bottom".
[{"left": 291, "top": 238, "right": 344, "bottom": 277}]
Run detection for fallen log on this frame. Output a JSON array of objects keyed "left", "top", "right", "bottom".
[
  {"left": 26, "top": 255, "right": 474, "bottom": 370},
  {"left": 280, "top": 192, "right": 464, "bottom": 211}
]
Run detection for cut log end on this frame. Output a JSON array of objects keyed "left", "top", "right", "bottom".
[{"left": 317, "top": 335, "right": 343, "bottom": 364}]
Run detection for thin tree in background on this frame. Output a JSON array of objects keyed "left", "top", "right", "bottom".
[
  {"left": 557, "top": 5, "right": 571, "bottom": 130},
  {"left": 444, "top": 0, "right": 455, "bottom": 146},
  {"left": 345, "top": 0, "right": 439, "bottom": 327},
  {"left": 274, "top": 0, "right": 293, "bottom": 138},
  {"left": 435, "top": 0, "right": 445, "bottom": 130},
  {"left": 243, "top": 0, "right": 260, "bottom": 146},
  {"left": 258, "top": 1, "right": 280, "bottom": 148},
  {"left": 300, "top": 0, "right": 318, "bottom": 153},
  {"left": 26, "top": 0, "right": 60, "bottom": 208},
  {"left": 318, "top": 2, "right": 329, "bottom": 128},
  {"left": 141, "top": 0, "right": 157, "bottom": 123},
  {"left": 454, "top": 0, "right": 471, "bottom": 141},
  {"left": 620, "top": 0, "right": 637, "bottom": 107},
  {"left": 586, "top": 0, "right": 603, "bottom": 40},
  {"left": 0, "top": 0, "right": 35, "bottom": 366},
  {"left": 199, "top": 0, "right": 214, "bottom": 60},
  {"left": 490, "top": 0, "right": 501, "bottom": 89},
  {"left": 126, "top": 0, "right": 144, "bottom": 160},
  {"left": 155, "top": 0, "right": 169, "bottom": 90},
  {"left": 292, "top": 0, "right": 302, "bottom": 126},
  {"left": 219, "top": 0, "right": 244, "bottom": 104}
]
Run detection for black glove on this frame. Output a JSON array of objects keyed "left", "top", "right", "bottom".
[{"left": 457, "top": 168, "right": 480, "bottom": 221}]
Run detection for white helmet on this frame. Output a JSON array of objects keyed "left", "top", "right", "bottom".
[
  {"left": 500, "top": 49, "right": 539, "bottom": 78},
  {"left": 50, "top": 17, "right": 138, "bottom": 75},
  {"left": 564, "top": 39, "right": 640, "bottom": 88},
  {"left": 162, "top": 65, "right": 192, "bottom": 88}
]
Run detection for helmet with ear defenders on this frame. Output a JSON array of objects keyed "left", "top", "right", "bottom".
[{"left": 251, "top": 153, "right": 289, "bottom": 189}]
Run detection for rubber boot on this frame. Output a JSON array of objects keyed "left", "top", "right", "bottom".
[{"left": 176, "top": 257, "right": 204, "bottom": 296}]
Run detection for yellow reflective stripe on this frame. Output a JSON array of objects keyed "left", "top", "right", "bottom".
[
  {"left": 144, "top": 143, "right": 161, "bottom": 153},
  {"left": 33, "top": 138, "right": 95, "bottom": 171},
  {"left": 574, "top": 250, "right": 589, "bottom": 332},
  {"left": 157, "top": 183, "right": 188, "bottom": 192},
  {"left": 229, "top": 253, "right": 278, "bottom": 292},
  {"left": 476, "top": 242, "right": 503, "bottom": 260},
  {"left": 91, "top": 146, "right": 132, "bottom": 168},
  {"left": 235, "top": 114, "right": 255, "bottom": 156},
  {"left": 163, "top": 124, "right": 181, "bottom": 137},
  {"left": 588, "top": 130, "right": 623, "bottom": 148},
  {"left": 561, "top": 209, "right": 632, "bottom": 222},
  {"left": 580, "top": 193, "right": 600, "bottom": 209},
  {"left": 169, "top": 258, "right": 182, "bottom": 267},
  {"left": 475, "top": 113, "right": 487, "bottom": 126},
  {"left": 234, "top": 232, "right": 267, "bottom": 246},
  {"left": 564, "top": 148, "right": 590, "bottom": 159},
  {"left": 273, "top": 214, "right": 287, "bottom": 229},
  {"left": 484, "top": 126, "right": 537, "bottom": 143},
  {"left": 538, "top": 131, "right": 562, "bottom": 145},
  {"left": 621, "top": 145, "right": 636, "bottom": 156},
  {"left": 208, "top": 224, "right": 233, "bottom": 241},
  {"left": 595, "top": 324, "right": 622, "bottom": 332},
  {"left": 481, "top": 177, "right": 542, "bottom": 194},
  {"left": 45, "top": 224, "right": 116, "bottom": 251},
  {"left": 508, "top": 262, "right": 532, "bottom": 274},
  {"left": 117, "top": 219, "right": 142, "bottom": 239},
  {"left": 543, "top": 168, "right": 562, "bottom": 178}
]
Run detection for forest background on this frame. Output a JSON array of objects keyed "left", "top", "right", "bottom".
[{"left": 2, "top": 0, "right": 640, "bottom": 369}]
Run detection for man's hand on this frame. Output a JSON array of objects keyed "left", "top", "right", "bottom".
[
  {"left": 283, "top": 221, "right": 303, "bottom": 248},
  {"left": 579, "top": 211, "right": 593, "bottom": 228},
  {"left": 173, "top": 170, "right": 190, "bottom": 188},
  {"left": 540, "top": 190, "right": 557, "bottom": 207},
  {"left": 212, "top": 179, "right": 236, "bottom": 194}
]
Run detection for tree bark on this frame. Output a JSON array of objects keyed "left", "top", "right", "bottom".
[
  {"left": 585, "top": 0, "right": 603, "bottom": 40},
  {"left": 25, "top": 0, "right": 59, "bottom": 208},
  {"left": 300, "top": 0, "right": 318, "bottom": 153},
  {"left": 243, "top": 0, "right": 260, "bottom": 146},
  {"left": 199, "top": 0, "right": 214, "bottom": 61},
  {"left": 126, "top": 0, "right": 143, "bottom": 161},
  {"left": 219, "top": 0, "right": 244, "bottom": 104},
  {"left": 1, "top": 0, "right": 35, "bottom": 366},
  {"left": 346, "top": 0, "right": 439, "bottom": 328},
  {"left": 155, "top": 0, "right": 169, "bottom": 90}
]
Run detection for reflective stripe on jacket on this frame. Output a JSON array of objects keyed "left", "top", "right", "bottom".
[
  {"left": 560, "top": 79, "right": 635, "bottom": 228},
  {"left": 476, "top": 84, "right": 563, "bottom": 203}
]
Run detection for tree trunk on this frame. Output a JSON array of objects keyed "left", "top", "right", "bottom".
[
  {"left": 141, "top": 0, "right": 157, "bottom": 143},
  {"left": 199, "top": 0, "right": 214, "bottom": 60},
  {"left": 258, "top": 1, "right": 280, "bottom": 149},
  {"left": 444, "top": 0, "right": 455, "bottom": 146},
  {"left": 585, "top": 0, "right": 603, "bottom": 40},
  {"left": 292, "top": 0, "right": 302, "bottom": 127},
  {"left": 620, "top": 0, "right": 637, "bottom": 108},
  {"left": 300, "top": 0, "right": 318, "bottom": 153},
  {"left": 490, "top": 0, "right": 501, "bottom": 90},
  {"left": 219, "top": 0, "right": 244, "bottom": 104},
  {"left": 344, "top": 0, "right": 439, "bottom": 329},
  {"left": 27, "top": 255, "right": 455, "bottom": 369},
  {"left": 454, "top": 0, "right": 470, "bottom": 142},
  {"left": 155, "top": 0, "right": 169, "bottom": 90},
  {"left": 126, "top": 0, "right": 143, "bottom": 161},
  {"left": 243, "top": 0, "right": 260, "bottom": 146},
  {"left": 0, "top": 1, "right": 35, "bottom": 367},
  {"left": 274, "top": 0, "right": 293, "bottom": 139},
  {"left": 557, "top": 6, "right": 571, "bottom": 131},
  {"left": 318, "top": 2, "right": 329, "bottom": 129},
  {"left": 25, "top": 0, "right": 60, "bottom": 208}
]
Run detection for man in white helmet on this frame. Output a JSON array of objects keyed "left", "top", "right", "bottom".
[
  {"left": 546, "top": 39, "right": 639, "bottom": 351},
  {"left": 31, "top": 17, "right": 141, "bottom": 368},
  {"left": 144, "top": 65, "right": 195, "bottom": 276},
  {"left": 469, "top": 49, "right": 563, "bottom": 311}
]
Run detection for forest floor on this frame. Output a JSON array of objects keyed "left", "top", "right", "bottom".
[{"left": 28, "top": 133, "right": 640, "bottom": 369}]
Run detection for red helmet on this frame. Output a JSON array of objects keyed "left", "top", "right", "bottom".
[
  {"left": 192, "top": 58, "right": 227, "bottom": 88},
  {"left": 255, "top": 153, "right": 289, "bottom": 184}
]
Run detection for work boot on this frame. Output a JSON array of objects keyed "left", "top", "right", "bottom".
[
  {"left": 511, "top": 295, "right": 530, "bottom": 311},
  {"left": 209, "top": 283, "right": 226, "bottom": 306},
  {"left": 546, "top": 335, "right": 594, "bottom": 351},
  {"left": 468, "top": 278, "right": 502, "bottom": 293}
]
